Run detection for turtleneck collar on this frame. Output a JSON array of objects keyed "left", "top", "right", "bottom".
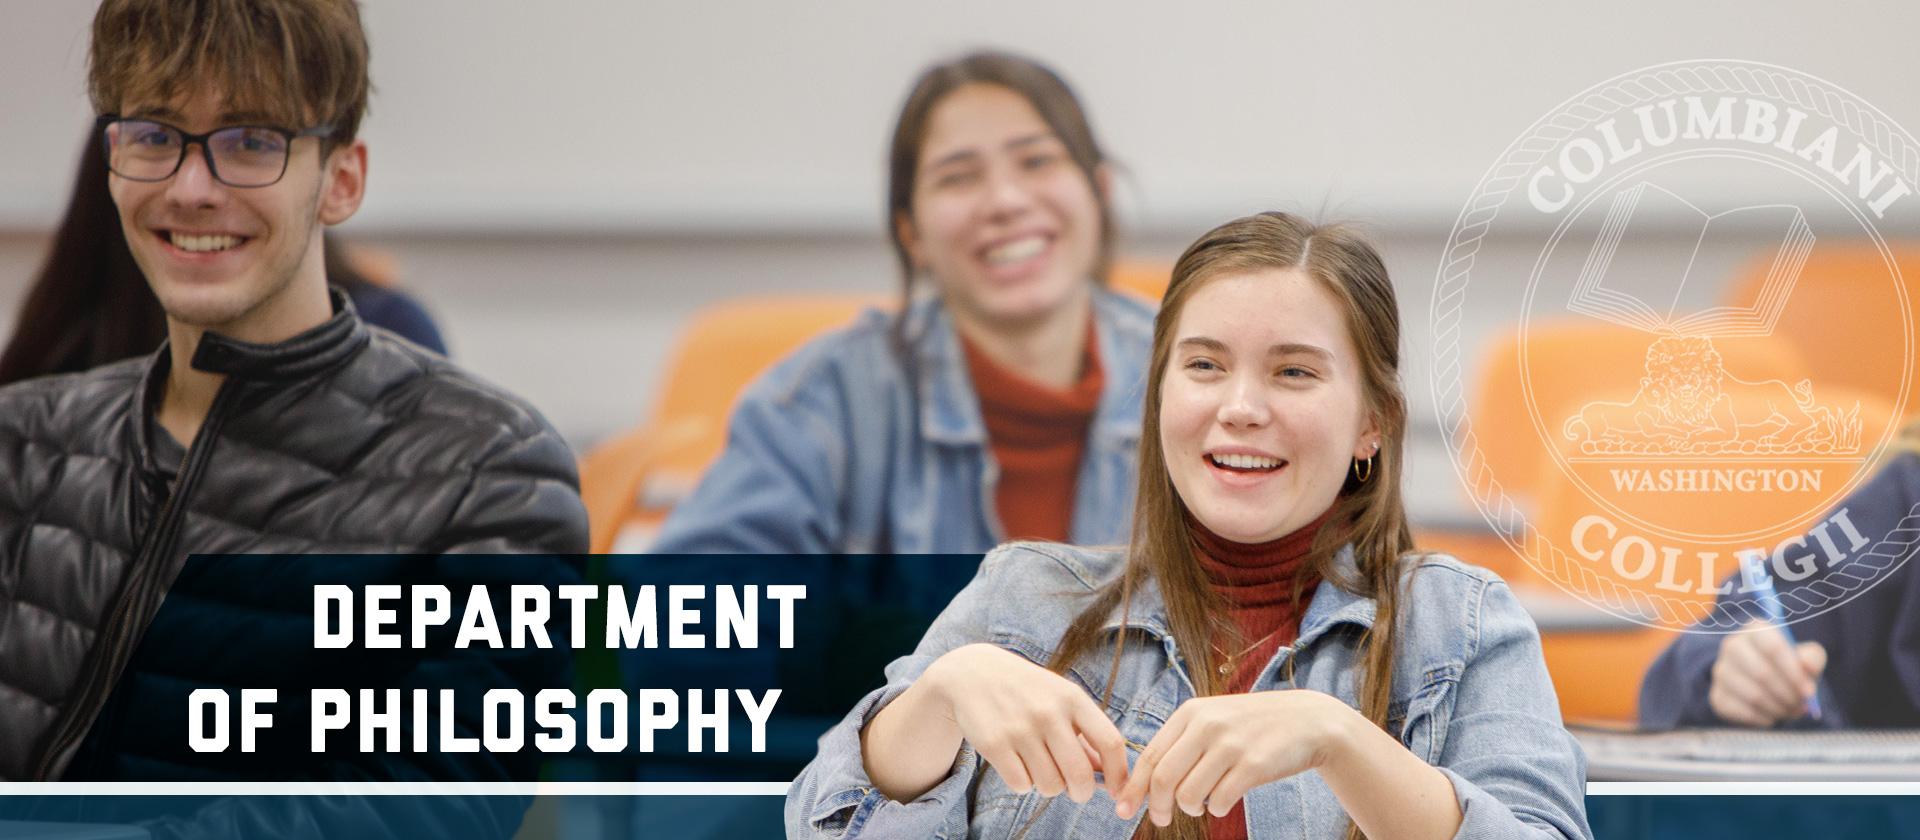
[
  {"left": 1187, "top": 507, "right": 1333, "bottom": 606},
  {"left": 958, "top": 318, "right": 1104, "bottom": 447}
]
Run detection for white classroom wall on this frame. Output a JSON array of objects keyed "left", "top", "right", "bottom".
[{"left": 0, "top": 1, "right": 1909, "bottom": 523}]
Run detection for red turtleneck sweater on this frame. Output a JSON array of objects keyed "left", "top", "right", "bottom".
[
  {"left": 1185, "top": 510, "right": 1330, "bottom": 840},
  {"left": 960, "top": 323, "right": 1105, "bottom": 543}
]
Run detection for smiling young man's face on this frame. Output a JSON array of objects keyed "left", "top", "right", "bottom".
[{"left": 108, "top": 89, "right": 365, "bottom": 339}]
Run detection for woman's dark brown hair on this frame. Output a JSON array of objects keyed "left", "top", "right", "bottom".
[
  {"left": 0, "top": 129, "right": 160, "bottom": 385},
  {"left": 1045, "top": 212, "right": 1417, "bottom": 840}
]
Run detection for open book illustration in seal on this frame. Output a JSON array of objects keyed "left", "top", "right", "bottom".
[{"left": 1559, "top": 182, "right": 1861, "bottom": 456}]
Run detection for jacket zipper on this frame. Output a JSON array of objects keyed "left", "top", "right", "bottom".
[{"left": 30, "top": 382, "right": 238, "bottom": 780}]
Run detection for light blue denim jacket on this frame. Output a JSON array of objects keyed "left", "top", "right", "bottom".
[
  {"left": 786, "top": 542, "right": 1593, "bottom": 839},
  {"left": 651, "top": 289, "right": 1156, "bottom": 553}
]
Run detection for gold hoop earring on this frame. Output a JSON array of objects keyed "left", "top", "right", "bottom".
[{"left": 1353, "top": 455, "right": 1374, "bottom": 483}]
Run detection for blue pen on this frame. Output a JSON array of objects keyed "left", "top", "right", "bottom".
[{"left": 1751, "top": 569, "right": 1824, "bottom": 720}]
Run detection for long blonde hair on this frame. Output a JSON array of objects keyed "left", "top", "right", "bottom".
[{"left": 1048, "top": 212, "right": 1416, "bottom": 840}]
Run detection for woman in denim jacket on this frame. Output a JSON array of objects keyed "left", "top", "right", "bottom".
[
  {"left": 651, "top": 51, "right": 1155, "bottom": 554},
  {"left": 788, "top": 213, "right": 1591, "bottom": 839}
]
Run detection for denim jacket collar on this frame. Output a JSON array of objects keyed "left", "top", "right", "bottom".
[
  {"left": 1095, "top": 544, "right": 1379, "bottom": 653},
  {"left": 788, "top": 540, "right": 1595, "bottom": 840},
  {"left": 1293, "top": 549, "right": 1381, "bottom": 650},
  {"left": 913, "top": 289, "right": 1146, "bottom": 450}
]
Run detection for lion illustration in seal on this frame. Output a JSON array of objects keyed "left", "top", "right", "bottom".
[{"left": 1562, "top": 336, "right": 1837, "bottom": 453}]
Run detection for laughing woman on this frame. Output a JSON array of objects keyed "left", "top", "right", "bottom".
[
  {"left": 650, "top": 51, "right": 1153, "bottom": 554},
  {"left": 787, "top": 213, "right": 1591, "bottom": 839}
]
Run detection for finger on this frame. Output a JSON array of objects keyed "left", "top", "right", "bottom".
[
  {"left": 1071, "top": 699, "right": 1130, "bottom": 797},
  {"left": 1751, "top": 627, "right": 1817, "bottom": 703},
  {"left": 1726, "top": 634, "right": 1807, "bottom": 713},
  {"left": 1044, "top": 721, "right": 1097, "bottom": 802},
  {"left": 1716, "top": 662, "right": 1795, "bottom": 723},
  {"left": 1717, "top": 661, "right": 1791, "bottom": 720},
  {"left": 1146, "top": 722, "right": 1212, "bottom": 827},
  {"left": 1207, "top": 765, "right": 1264, "bottom": 818},
  {"left": 1798, "top": 641, "right": 1828, "bottom": 681},
  {"left": 1118, "top": 712, "right": 1185, "bottom": 818},
  {"left": 1709, "top": 678, "right": 1769, "bottom": 728},
  {"left": 1077, "top": 731, "right": 1129, "bottom": 800},
  {"left": 1015, "top": 731, "right": 1068, "bottom": 798},
  {"left": 1079, "top": 733, "right": 1103, "bottom": 768},
  {"left": 976, "top": 736, "right": 1034, "bottom": 793},
  {"left": 1709, "top": 679, "right": 1770, "bottom": 727},
  {"left": 1172, "top": 741, "right": 1236, "bottom": 818}
]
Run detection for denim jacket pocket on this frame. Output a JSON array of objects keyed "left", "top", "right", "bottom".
[
  {"left": 1115, "top": 700, "right": 1168, "bottom": 755},
  {"left": 1394, "top": 662, "right": 1463, "bottom": 763}
]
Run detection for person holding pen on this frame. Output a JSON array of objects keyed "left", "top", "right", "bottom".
[
  {"left": 1639, "top": 438, "right": 1920, "bottom": 729},
  {"left": 786, "top": 213, "right": 1591, "bottom": 840}
]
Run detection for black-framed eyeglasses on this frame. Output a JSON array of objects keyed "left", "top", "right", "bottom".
[{"left": 97, "top": 115, "right": 336, "bottom": 188}]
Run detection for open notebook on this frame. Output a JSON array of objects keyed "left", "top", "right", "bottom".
[{"left": 1574, "top": 725, "right": 1920, "bottom": 781}]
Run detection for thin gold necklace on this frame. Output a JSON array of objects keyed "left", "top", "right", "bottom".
[{"left": 1212, "top": 629, "right": 1282, "bottom": 679}]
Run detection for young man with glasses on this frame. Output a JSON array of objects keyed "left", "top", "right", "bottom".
[{"left": 0, "top": 0, "right": 586, "bottom": 831}]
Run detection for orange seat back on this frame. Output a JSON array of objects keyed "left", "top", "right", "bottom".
[
  {"left": 1465, "top": 321, "right": 1810, "bottom": 526},
  {"left": 1528, "top": 389, "right": 1901, "bottom": 725},
  {"left": 580, "top": 295, "right": 881, "bottom": 553},
  {"left": 1108, "top": 260, "right": 1172, "bottom": 305},
  {"left": 1719, "top": 242, "right": 1920, "bottom": 414}
]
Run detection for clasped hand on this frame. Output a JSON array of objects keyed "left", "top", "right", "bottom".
[
  {"left": 927, "top": 644, "right": 1356, "bottom": 826},
  {"left": 925, "top": 643, "right": 1130, "bottom": 802},
  {"left": 1115, "top": 690, "right": 1354, "bottom": 826}
]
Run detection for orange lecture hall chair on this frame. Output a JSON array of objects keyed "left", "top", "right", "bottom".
[
  {"left": 1460, "top": 314, "right": 1835, "bottom": 723},
  {"left": 1462, "top": 321, "right": 1812, "bottom": 534},
  {"left": 1525, "top": 241, "right": 1916, "bottom": 722},
  {"left": 579, "top": 295, "right": 880, "bottom": 554},
  {"left": 1441, "top": 321, "right": 1811, "bottom": 588},
  {"left": 1718, "top": 242, "right": 1919, "bottom": 422},
  {"left": 1109, "top": 259, "right": 1172, "bottom": 304},
  {"left": 1530, "top": 385, "right": 1898, "bottom": 723}
]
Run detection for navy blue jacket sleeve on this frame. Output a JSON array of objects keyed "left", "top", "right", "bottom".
[
  {"left": 346, "top": 284, "right": 450, "bottom": 357},
  {"left": 1640, "top": 452, "right": 1920, "bottom": 729}
]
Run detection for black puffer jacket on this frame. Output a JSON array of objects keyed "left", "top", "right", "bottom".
[{"left": 0, "top": 292, "right": 587, "bottom": 798}]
